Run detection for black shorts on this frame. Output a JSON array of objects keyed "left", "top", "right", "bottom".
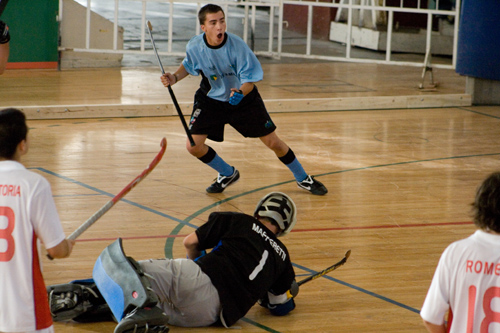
[{"left": 188, "top": 86, "right": 277, "bottom": 142}]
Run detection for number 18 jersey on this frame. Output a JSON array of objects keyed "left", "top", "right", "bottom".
[{"left": 421, "top": 230, "right": 500, "bottom": 332}]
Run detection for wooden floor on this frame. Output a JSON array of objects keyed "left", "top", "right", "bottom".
[
  {"left": 2, "top": 63, "right": 499, "bottom": 332},
  {"left": 0, "top": 62, "right": 469, "bottom": 118}
]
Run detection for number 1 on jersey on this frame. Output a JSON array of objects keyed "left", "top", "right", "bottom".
[{"left": 250, "top": 250, "right": 269, "bottom": 280}]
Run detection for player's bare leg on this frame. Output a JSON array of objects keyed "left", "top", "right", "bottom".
[
  {"left": 260, "top": 132, "right": 328, "bottom": 195},
  {"left": 187, "top": 135, "right": 239, "bottom": 193}
]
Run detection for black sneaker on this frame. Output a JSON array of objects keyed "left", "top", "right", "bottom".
[
  {"left": 114, "top": 307, "right": 169, "bottom": 333},
  {"left": 206, "top": 168, "right": 240, "bottom": 193},
  {"left": 297, "top": 175, "right": 328, "bottom": 195}
]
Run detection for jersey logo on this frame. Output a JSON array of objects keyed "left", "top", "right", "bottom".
[
  {"left": 210, "top": 75, "right": 218, "bottom": 81},
  {"left": 190, "top": 108, "right": 201, "bottom": 129}
]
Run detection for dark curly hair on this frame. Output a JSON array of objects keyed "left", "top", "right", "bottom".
[
  {"left": 472, "top": 172, "right": 500, "bottom": 232},
  {"left": 0, "top": 108, "right": 28, "bottom": 160}
]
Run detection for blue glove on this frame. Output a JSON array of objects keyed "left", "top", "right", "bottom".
[
  {"left": 229, "top": 90, "right": 244, "bottom": 105},
  {"left": 267, "top": 298, "right": 296, "bottom": 316},
  {"left": 258, "top": 291, "right": 296, "bottom": 316},
  {"left": 258, "top": 297, "right": 295, "bottom": 316}
]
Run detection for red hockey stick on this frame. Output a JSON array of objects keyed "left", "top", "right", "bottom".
[
  {"left": 47, "top": 138, "right": 167, "bottom": 259},
  {"left": 68, "top": 137, "right": 167, "bottom": 240}
]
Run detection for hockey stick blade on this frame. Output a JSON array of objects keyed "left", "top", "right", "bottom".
[
  {"left": 146, "top": 20, "right": 195, "bottom": 147},
  {"left": 47, "top": 138, "right": 167, "bottom": 260},
  {"left": 297, "top": 249, "right": 351, "bottom": 287}
]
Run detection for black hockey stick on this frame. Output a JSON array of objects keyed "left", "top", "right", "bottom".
[
  {"left": 0, "top": 0, "right": 10, "bottom": 18},
  {"left": 47, "top": 138, "right": 167, "bottom": 260},
  {"left": 146, "top": 21, "right": 195, "bottom": 147},
  {"left": 298, "top": 249, "right": 351, "bottom": 286}
]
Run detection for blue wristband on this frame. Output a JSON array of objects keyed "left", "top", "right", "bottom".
[{"left": 229, "top": 91, "right": 244, "bottom": 105}]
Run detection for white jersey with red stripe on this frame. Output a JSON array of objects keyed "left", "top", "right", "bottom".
[
  {"left": 0, "top": 161, "right": 66, "bottom": 332},
  {"left": 420, "top": 229, "right": 500, "bottom": 332}
]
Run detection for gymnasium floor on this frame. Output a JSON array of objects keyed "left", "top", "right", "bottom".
[{"left": 2, "top": 61, "right": 500, "bottom": 332}]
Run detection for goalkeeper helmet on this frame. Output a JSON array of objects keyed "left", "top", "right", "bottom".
[{"left": 254, "top": 192, "right": 297, "bottom": 237}]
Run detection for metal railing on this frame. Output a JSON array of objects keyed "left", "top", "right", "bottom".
[{"left": 59, "top": 0, "right": 460, "bottom": 69}]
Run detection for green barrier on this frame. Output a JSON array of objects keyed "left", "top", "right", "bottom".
[{"left": 2, "top": 0, "right": 58, "bottom": 66}]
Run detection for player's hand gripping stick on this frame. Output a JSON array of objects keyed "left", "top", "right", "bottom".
[{"left": 146, "top": 21, "right": 195, "bottom": 147}]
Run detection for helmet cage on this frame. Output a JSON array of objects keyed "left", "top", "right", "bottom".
[{"left": 254, "top": 192, "right": 297, "bottom": 236}]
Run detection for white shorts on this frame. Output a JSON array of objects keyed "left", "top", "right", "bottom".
[{"left": 139, "top": 258, "right": 221, "bottom": 327}]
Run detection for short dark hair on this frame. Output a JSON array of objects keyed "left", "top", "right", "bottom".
[
  {"left": 0, "top": 108, "right": 28, "bottom": 159},
  {"left": 198, "top": 4, "right": 224, "bottom": 25},
  {"left": 472, "top": 172, "right": 500, "bottom": 232}
]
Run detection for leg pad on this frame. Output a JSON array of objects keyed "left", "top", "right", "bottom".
[{"left": 93, "top": 238, "right": 158, "bottom": 321}]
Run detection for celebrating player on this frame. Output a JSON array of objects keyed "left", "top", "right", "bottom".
[
  {"left": 48, "top": 192, "right": 298, "bottom": 332},
  {"left": 0, "top": 108, "right": 75, "bottom": 332},
  {"left": 160, "top": 4, "right": 327, "bottom": 195},
  {"left": 421, "top": 171, "right": 500, "bottom": 332}
]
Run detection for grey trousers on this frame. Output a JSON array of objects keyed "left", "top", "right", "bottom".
[{"left": 139, "top": 258, "right": 221, "bottom": 327}]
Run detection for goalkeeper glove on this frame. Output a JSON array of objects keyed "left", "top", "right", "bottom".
[{"left": 258, "top": 291, "right": 296, "bottom": 316}]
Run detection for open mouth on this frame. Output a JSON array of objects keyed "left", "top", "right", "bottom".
[{"left": 217, "top": 33, "right": 223, "bottom": 39}]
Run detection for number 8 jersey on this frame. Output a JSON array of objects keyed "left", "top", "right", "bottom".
[{"left": 0, "top": 160, "right": 66, "bottom": 332}]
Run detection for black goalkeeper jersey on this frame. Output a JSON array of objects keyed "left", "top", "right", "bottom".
[{"left": 194, "top": 212, "right": 295, "bottom": 327}]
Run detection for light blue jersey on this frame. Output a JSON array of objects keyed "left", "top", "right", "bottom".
[{"left": 182, "top": 32, "right": 264, "bottom": 102}]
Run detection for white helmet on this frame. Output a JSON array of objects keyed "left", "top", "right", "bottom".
[{"left": 254, "top": 192, "right": 297, "bottom": 237}]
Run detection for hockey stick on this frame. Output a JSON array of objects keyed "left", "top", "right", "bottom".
[
  {"left": 297, "top": 249, "right": 351, "bottom": 287},
  {"left": 146, "top": 21, "right": 195, "bottom": 147},
  {"left": 0, "top": 0, "right": 9, "bottom": 18},
  {"left": 47, "top": 138, "right": 167, "bottom": 259}
]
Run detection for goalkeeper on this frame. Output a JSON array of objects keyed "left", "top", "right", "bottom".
[{"left": 49, "top": 192, "right": 299, "bottom": 332}]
